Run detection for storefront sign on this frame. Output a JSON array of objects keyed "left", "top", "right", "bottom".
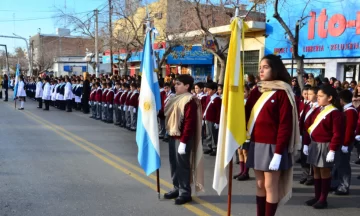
[
  {"left": 167, "top": 46, "right": 213, "bottom": 65},
  {"left": 102, "top": 49, "right": 164, "bottom": 63},
  {"left": 265, "top": 0, "right": 360, "bottom": 58}
]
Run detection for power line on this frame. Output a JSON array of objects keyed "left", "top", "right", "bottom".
[{"left": 0, "top": 10, "right": 93, "bottom": 23}]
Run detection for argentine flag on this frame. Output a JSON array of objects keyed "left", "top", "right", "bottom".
[
  {"left": 136, "top": 29, "right": 162, "bottom": 176},
  {"left": 13, "top": 64, "right": 20, "bottom": 100}
]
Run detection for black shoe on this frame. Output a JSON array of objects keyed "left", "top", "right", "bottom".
[
  {"left": 304, "top": 179, "right": 314, "bottom": 186},
  {"left": 43, "top": 109, "right": 49, "bottom": 111},
  {"left": 313, "top": 200, "right": 328, "bottom": 209},
  {"left": 333, "top": 190, "right": 349, "bottom": 195},
  {"left": 299, "top": 177, "right": 307, "bottom": 184},
  {"left": 210, "top": 151, "right": 217, "bottom": 156},
  {"left": 204, "top": 149, "right": 213, "bottom": 154},
  {"left": 174, "top": 196, "right": 192, "bottom": 205},
  {"left": 329, "top": 187, "right": 337, "bottom": 192},
  {"left": 305, "top": 198, "right": 318, "bottom": 206},
  {"left": 354, "top": 159, "right": 360, "bottom": 165},
  {"left": 3, "top": 100, "right": 8, "bottom": 102},
  {"left": 357, "top": 176, "right": 360, "bottom": 180},
  {"left": 37, "top": 106, "right": 42, "bottom": 109},
  {"left": 66, "top": 110, "right": 72, "bottom": 112},
  {"left": 18, "top": 107, "right": 24, "bottom": 110},
  {"left": 164, "top": 190, "right": 179, "bottom": 199},
  {"left": 114, "top": 123, "right": 120, "bottom": 125},
  {"left": 296, "top": 158, "right": 302, "bottom": 164},
  {"left": 163, "top": 138, "right": 169, "bottom": 142},
  {"left": 159, "top": 136, "right": 164, "bottom": 139},
  {"left": 233, "top": 172, "right": 242, "bottom": 179},
  {"left": 236, "top": 173, "right": 250, "bottom": 181}
]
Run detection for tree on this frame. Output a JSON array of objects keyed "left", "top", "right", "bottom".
[{"left": 186, "top": 0, "right": 265, "bottom": 84}]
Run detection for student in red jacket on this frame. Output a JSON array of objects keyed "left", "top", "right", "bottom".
[
  {"left": 114, "top": 82, "right": 123, "bottom": 125},
  {"left": 106, "top": 82, "right": 115, "bottom": 124},
  {"left": 245, "top": 55, "right": 298, "bottom": 216},
  {"left": 203, "top": 82, "right": 221, "bottom": 156},
  {"left": 101, "top": 82, "right": 109, "bottom": 122},
  {"left": 303, "top": 85, "right": 344, "bottom": 209},
  {"left": 331, "top": 90, "right": 358, "bottom": 195},
  {"left": 95, "top": 82, "right": 102, "bottom": 120},
  {"left": 119, "top": 83, "right": 130, "bottom": 127},
  {"left": 299, "top": 87, "right": 318, "bottom": 186},
  {"left": 129, "top": 82, "right": 139, "bottom": 131},
  {"left": 89, "top": 84, "right": 97, "bottom": 119}
]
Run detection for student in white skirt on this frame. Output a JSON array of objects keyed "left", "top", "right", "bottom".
[
  {"left": 303, "top": 85, "right": 344, "bottom": 209},
  {"left": 17, "top": 75, "right": 27, "bottom": 110}
]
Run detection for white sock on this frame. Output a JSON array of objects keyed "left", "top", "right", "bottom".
[{"left": 21, "top": 101, "right": 24, "bottom": 108}]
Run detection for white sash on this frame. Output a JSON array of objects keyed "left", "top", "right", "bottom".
[
  {"left": 120, "top": 91, "right": 128, "bottom": 101},
  {"left": 247, "top": 90, "right": 277, "bottom": 138},
  {"left": 130, "top": 90, "right": 139, "bottom": 99},
  {"left": 304, "top": 103, "right": 319, "bottom": 122},
  {"left": 203, "top": 95, "right": 220, "bottom": 117}
]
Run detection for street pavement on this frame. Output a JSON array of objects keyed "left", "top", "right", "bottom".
[{"left": 0, "top": 94, "right": 359, "bottom": 216}]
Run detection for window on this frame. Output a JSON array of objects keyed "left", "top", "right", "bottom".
[{"left": 243, "top": 50, "right": 259, "bottom": 77}]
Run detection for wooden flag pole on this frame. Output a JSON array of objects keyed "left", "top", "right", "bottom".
[
  {"left": 156, "top": 169, "right": 160, "bottom": 199},
  {"left": 227, "top": 158, "right": 234, "bottom": 216}
]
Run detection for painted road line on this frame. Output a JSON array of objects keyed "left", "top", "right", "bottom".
[
  {"left": 22, "top": 112, "right": 211, "bottom": 216},
  {"left": 25, "top": 110, "right": 229, "bottom": 216}
]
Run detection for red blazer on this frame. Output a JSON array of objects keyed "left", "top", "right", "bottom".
[
  {"left": 102, "top": 89, "right": 109, "bottom": 103},
  {"left": 106, "top": 89, "right": 114, "bottom": 104},
  {"left": 245, "top": 86, "right": 262, "bottom": 123},
  {"left": 302, "top": 106, "right": 320, "bottom": 145},
  {"left": 344, "top": 105, "right": 358, "bottom": 146},
  {"left": 246, "top": 89, "right": 293, "bottom": 154},
  {"left": 95, "top": 88, "right": 102, "bottom": 102},
  {"left": 129, "top": 91, "right": 139, "bottom": 107},
  {"left": 158, "top": 91, "right": 167, "bottom": 119},
  {"left": 172, "top": 99, "right": 198, "bottom": 144},
  {"left": 303, "top": 108, "right": 344, "bottom": 151},
  {"left": 90, "top": 89, "right": 96, "bottom": 101},
  {"left": 204, "top": 96, "right": 221, "bottom": 124},
  {"left": 299, "top": 103, "right": 311, "bottom": 135},
  {"left": 114, "top": 90, "right": 122, "bottom": 105},
  {"left": 119, "top": 91, "right": 128, "bottom": 105},
  {"left": 125, "top": 91, "right": 132, "bottom": 106}
]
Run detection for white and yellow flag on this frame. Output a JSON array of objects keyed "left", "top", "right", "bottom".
[{"left": 213, "top": 17, "right": 248, "bottom": 195}]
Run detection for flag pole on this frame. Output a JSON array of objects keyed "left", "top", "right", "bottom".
[
  {"left": 227, "top": 158, "right": 234, "bottom": 216},
  {"left": 226, "top": 5, "right": 240, "bottom": 216},
  {"left": 146, "top": 5, "right": 161, "bottom": 199}
]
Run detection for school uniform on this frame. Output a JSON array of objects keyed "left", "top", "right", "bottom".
[
  {"left": 300, "top": 102, "right": 319, "bottom": 183},
  {"left": 35, "top": 81, "right": 43, "bottom": 108},
  {"left": 89, "top": 89, "right": 97, "bottom": 118},
  {"left": 106, "top": 88, "right": 115, "bottom": 123},
  {"left": 197, "top": 92, "right": 207, "bottom": 115},
  {"left": 245, "top": 88, "right": 293, "bottom": 171},
  {"left": 124, "top": 90, "right": 133, "bottom": 128},
  {"left": 42, "top": 82, "right": 51, "bottom": 110},
  {"left": 331, "top": 103, "right": 358, "bottom": 194},
  {"left": 50, "top": 84, "right": 55, "bottom": 106},
  {"left": 114, "top": 89, "right": 123, "bottom": 125},
  {"left": 158, "top": 90, "right": 167, "bottom": 138},
  {"left": 72, "top": 84, "right": 77, "bottom": 109},
  {"left": 168, "top": 98, "right": 198, "bottom": 199},
  {"left": 64, "top": 81, "right": 74, "bottom": 112},
  {"left": 355, "top": 110, "right": 360, "bottom": 162},
  {"left": 129, "top": 90, "right": 139, "bottom": 130},
  {"left": 52, "top": 84, "right": 59, "bottom": 107},
  {"left": 95, "top": 87, "right": 103, "bottom": 120},
  {"left": 76, "top": 84, "right": 83, "bottom": 110},
  {"left": 303, "top": 105, "right": 344, "bottom": 168},
  {"left": 203, "top": 94, "right": 221, "bottom": 153},
  {"left": 119, "top": 90, "right": 128, "bottom": 127},
  {"left": 101, "top": 89, "right": 109, "bottom": 121},
  {"left": 58, "top": 83, "right": 66, "bottom": 110}
]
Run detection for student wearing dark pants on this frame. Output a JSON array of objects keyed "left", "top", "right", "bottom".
[
  {"left": 64, "top": 76, "right": 74, "bottom": 112},
  {"left": 3, "top": 74, "right": 9, "bottom": 101}
]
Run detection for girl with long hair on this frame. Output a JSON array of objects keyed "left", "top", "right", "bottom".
[
  {"left": 302, "top": 85, "right": 344, "bottom": 209},
  {"left": 245, "top": 54, "right": 300, "bottom": 216}
]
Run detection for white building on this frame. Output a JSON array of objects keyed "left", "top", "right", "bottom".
[{"left": 52, "top": 56, "right": 95, "bottom": 77}]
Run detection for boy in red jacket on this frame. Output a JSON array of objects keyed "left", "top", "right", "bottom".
[
  {"left": 203, "top": 82, "right": 221, "bottom": 156},
  {"left": 106, "top": 82, "right": 115, "bottom": 124},
  {"left": 89, "top": 84, "right": 97, "bottom": 118},
  {"left": 114, "top": 82, "right": 123, "bottom": 125},
  {"left": 129, "top": 83, "right": 139, "bottom": 131},
  {"left": 95, "top": 82, "right": 102, "bottom": 120},
  {"left": 331, "top": 90, "right": 358, "bottom": 195}
]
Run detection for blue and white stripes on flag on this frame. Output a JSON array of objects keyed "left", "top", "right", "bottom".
[
  {"left": 13, "top": 64, "right": 20, "bottom": 100},
  {"left": 136, "top": 29, "right": 162, "bottom": 176}
]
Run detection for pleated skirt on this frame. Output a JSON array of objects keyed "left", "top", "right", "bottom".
[{"left": 307, "top": 141, "right": 333, "bottom": 168}]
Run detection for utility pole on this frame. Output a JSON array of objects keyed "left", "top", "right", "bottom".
[
  {"left": 109, "top": 0, "right": 113, "bottom": 74},
  {"left": 94, "top": 9, "right": 99, "bottom": 77}
]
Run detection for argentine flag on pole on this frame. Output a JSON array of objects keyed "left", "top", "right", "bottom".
[
  {"left": 136, "top": 28, "right": 162, "bottom": 176},
  {"left": 13, "top": 64, "right": 20, "bottom": 100}
]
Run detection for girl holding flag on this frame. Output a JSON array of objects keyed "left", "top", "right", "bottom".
[
  {"left": 303, "top": 85, "right": 344, "bottom": 209},
  {"left": 245, "top": 54, "right": 300, "bottom": 216}
]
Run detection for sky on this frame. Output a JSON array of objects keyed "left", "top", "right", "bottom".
[{"left": 0, "top": 0, "right": 107, "bottom": 54}]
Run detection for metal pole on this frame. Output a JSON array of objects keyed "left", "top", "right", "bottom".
[
  {"left": 109, "top": 0, "right": 113, "bottom": 74},
  {"left": 94, "top": 9, "right": 99, "bottom": 77}
]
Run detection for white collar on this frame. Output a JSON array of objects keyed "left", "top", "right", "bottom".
[
  {"left": 210, "top": 93, "right": 219, "bottom": 100},
  {"left": 344, "top": 103, "right": 353, "bottom": 110},
  {"left": 310, "top": 102, "right": 318, "bottom": 107}
]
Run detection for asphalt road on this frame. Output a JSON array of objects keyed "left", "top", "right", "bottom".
[{"left": 0, "top": 93, "right": 359, "bottom": 216}]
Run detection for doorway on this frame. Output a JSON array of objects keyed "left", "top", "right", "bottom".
[{"left": 344, "top": 64, "right": 358, "bottom": 83}]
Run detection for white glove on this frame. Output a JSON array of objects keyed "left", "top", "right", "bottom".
[
  {"left": 133, "top": 108, "right": 136, "bottom": 113},
  {"left": 119, "top": 106, "right": 122, "bottom": 110},
  {"left": 94, "top": 102, "right": 97, "bottom": 105},
  {"left": 355, "top": 135, "right": 360, "bottom": 141},
  {"left": 341, "top": 146, "right": 349, "bottom": 153},
  {"left": 326, "top": 151, "right": 335, "bottom": 162},
  {"left": 202, "top": 120, "right": 204, "bottom": 125},
  {"left": 303, "top": 145, "right": 309, "bottom": 156},
  {"left": 89, "top": 101, "right": 91, "bottom": 105},
  {"left": 123, "top": 106, "right": 127, "bottom": 111},
  {"left": 268, "top": 153, "right": 282, "bottom": 171},
  {"left": 214, "top": 123, "right": 219, "bottom": 129},
  {"left": 178, "top": 142, "right": 186, "bottom": 155},
  {"left": 300, "top": 136, "right": 302, "bottom": 143},
  {"left": 104, "top": 104, "right": 107, "bottom": 107},
  {"left": 109, "top": 104, "right": 112, "bottom": 109}
]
